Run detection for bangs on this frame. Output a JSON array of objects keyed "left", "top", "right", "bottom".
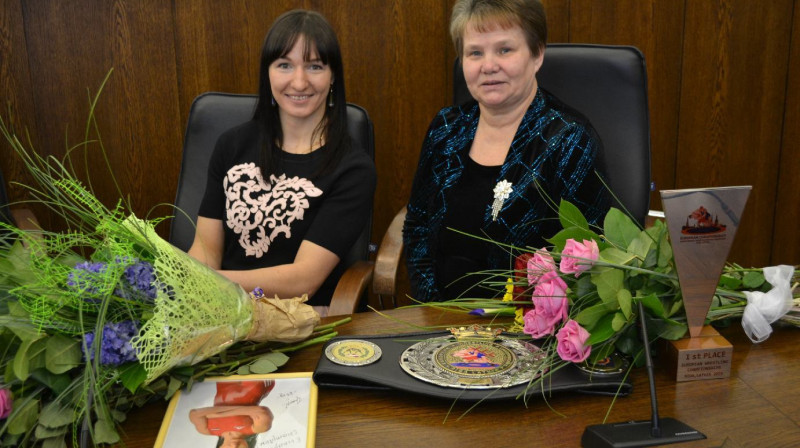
[
  {"left": 272, "top": 27, "right": 332, "bottom": 66},
  {"left": 466, "top": 10, "right": 520, "bottom": 34}
]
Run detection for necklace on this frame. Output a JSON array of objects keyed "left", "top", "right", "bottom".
[{"left": 491, "top": 180, "right": 513, "bottom": 221}]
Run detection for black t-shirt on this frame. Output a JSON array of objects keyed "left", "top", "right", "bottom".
[{"left": 198, "top": 120, "right": 376, "bottom": 306}]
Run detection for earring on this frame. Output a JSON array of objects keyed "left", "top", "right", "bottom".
[
  {"left": 327, "top": 86, "right": 334, "bottom": 108},
  {"left": 271, "top": 96, "right": 276, "bottom": 106}
]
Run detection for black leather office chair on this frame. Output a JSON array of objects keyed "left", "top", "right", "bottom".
[
  {"left": 169, "top": 92, "right": 375, "bottom": 315},
  {"left": 453, "top": 43, "right": 652, "bottom": 225}
]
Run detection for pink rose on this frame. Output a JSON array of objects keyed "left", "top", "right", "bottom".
[
  {"left": 523, "top": 308, "right": 557, "bottom": 339},
  {"left": 559, "top": 238, "right": 599, "bottom": 277},
  {"left": 0, "top": 388, "right": 12, "bottom": 420},
  {"left": 556, "top": 320, "right": 592, "bottom": 362},
  {"left": 532, "top": 295, "right": 568, "bottom": 327},
  {"left": 532, "top": 271, "right": 567, "bottom": 301},
  {"left": 527, "top": 249, "right": 556, "bottom": 285}
]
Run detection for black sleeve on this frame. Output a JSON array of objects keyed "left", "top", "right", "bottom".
[{"left": 303, "top": 150, "right": 376, "bottom": 259}]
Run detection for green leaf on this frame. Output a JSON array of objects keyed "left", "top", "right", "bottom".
[
  {"left": 617, "top": 289, "right": 632, "bottom": 319},
  {"left": 668, "top": 296, "right": 684, "bottom": 318},
  {"left": 585, "top": 314, "right": 616, "bottom": 345},
  {"left": 93, "top": 418, "right": 120, "bottom": 444},
  {"left": 547, "top": 226, "right": 602, "bottom": 252},
  {"left": 13, "top": 336, "right": 46, "bottom": 380},
  {"left": 119, "top": 363, "right": 148, "bottom": 394},
  {"left": 640, "top": 293, "right": 665, "bottom": 318},
  {"left": 7, "top": 397, "right": 39, "bottom": 435},
  {"left": 35, "top": 423, "right": 69, "bottom": 439},
  {"left": 261, "top": 351, "right": 290, "bottom": 367},
  {"left": 655, "top": 226, "right": 673, "bottom": 268},
  {"left": 647, "top": 315, "right": 687, "bottom": 340},
  {"left": 2, "top": 311, "right": 42, "bottom": 342},
  {"left": 45, "top": 334, "right": 81, "bottom": 374},
  {"left": 598, "top": 247, "right": 635, "bottom": 266},
  {"left": 603, "top": 208, "right": 640, "bottom": 249},
  {"left": 743, "top": 271, "right": 765, "bottom": 289},
  {"left": 40, "top": 437, "right": 68, "bottom": 448},
  {"left": 40, "top": 401, "right": 76, "bottom": 428},
  {"left": 627, "top": 231, "right": 654, "bottom": 261},
  {"left": 0, "top": 432, "right": 22, "bottom": 447},
  {"left": 591, "top": 269, "right": 624, "bottom": 308},
  {"left": 237, "top": 365, "right": 251, "bottom": 375},
  {"left": 29, "top": 369, "right": 72, "bottom": 396},
  {"left": 611, "top": 311, "right": 628, "bottom": 332},
  {"left": 249, "top": 358, "right": 278, "bottom": 374},
  {"left": 718, "top": 274, "right": 742, "bottom": 289},
  {"left": 112, "top": 409, "right": 127, "bottom": 423},
  {"left": 572, "top": 275, "right": 596, "bottom": 301},
  {"left": 559, "top": 199, "right": 589, "bottom": 230},
  {"left": 575, "top": 303, "right": 611, "bottom": 329},
  {"left": 165, "top": 376, "right": 183, "bottom": 400}
]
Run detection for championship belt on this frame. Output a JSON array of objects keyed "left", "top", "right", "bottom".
[{"left": 313, "top": 328, "right": 632, "bottom": 402}]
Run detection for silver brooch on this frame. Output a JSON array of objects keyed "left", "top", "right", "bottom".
[{"left": 491, "top": 180, "right": 513, "bottom": 221}]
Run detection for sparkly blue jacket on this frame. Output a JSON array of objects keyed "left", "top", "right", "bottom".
[{"left": 403, "top": 88, "right": 612, "bottom": 302}]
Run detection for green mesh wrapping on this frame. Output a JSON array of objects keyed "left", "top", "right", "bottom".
[{"left": 122, "top": 215, "right": 255, "bottom": 382}]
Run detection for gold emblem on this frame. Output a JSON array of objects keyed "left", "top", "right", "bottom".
[
  {"left": 400, "top": 330, "right": 546, "bottom": 389},
  {"left": 325, "top": 339, "right": 382, "bottom": 366}
]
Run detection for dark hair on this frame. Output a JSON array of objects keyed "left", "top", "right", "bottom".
[
  {"left": 252, "top": 9, "right": 349, "bottom": 178},
  {"left": 450, "top": 0, "right": 547, "bottom": 58}
]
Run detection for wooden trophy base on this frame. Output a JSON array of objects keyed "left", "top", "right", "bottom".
[{"left": 660, "top": 326, "right": 733, "bottom": 382}]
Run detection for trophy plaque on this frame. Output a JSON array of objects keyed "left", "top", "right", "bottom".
[{"left": 660, "top": 186, "right": 751, "bottom": 381}]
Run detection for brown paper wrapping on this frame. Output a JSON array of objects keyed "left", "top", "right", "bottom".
[{"left": 246, "top": 294, "right": 321, "bottom": 343}]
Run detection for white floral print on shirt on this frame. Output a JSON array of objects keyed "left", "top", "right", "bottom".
[{"left": 224, "top": 163, "right": 322, "bottom": 257}]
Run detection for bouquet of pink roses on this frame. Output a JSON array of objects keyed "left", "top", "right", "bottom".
[{"left": 454, "top": 199, "right": 798, "bottom": 373}]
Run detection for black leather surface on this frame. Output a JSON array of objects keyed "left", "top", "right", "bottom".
[
  {"left": 313, "top": 331, "right": 633, "bottom": 402},
  {"left": 453, "top": 44, "right": 651, "bottom": 225}
]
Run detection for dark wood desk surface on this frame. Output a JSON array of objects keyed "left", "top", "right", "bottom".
[{"left": 119, "top": 307, "right": 800, "bottom": 447}]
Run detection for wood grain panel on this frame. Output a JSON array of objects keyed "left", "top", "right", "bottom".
[
  {"left": 174, "top": 0, "right": 307, "bottom": 128},
  {"left": 541, "top": 0, "right": 571, "bottom": 43},
  {"left": 0, "top": 0, "right": 40, "bottom": 211},
  {"left": 772, "top": 1, "right": 800, "bottom": 265},
  {"left": 315, "top": 0, "right": 451, "bottom": 304},
  {"left": 567, "top": 0, "right": 685, "bottom": 214},
  {"left": 678, "top": 0, "right": 793, "bottom": 266},
  {"left": 18, "top": 0, "right": 182, "bottom": 231}
]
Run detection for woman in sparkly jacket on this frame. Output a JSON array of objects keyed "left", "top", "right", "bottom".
[{"left": 403, "top": 0, "right": 612, "bottom": 302}]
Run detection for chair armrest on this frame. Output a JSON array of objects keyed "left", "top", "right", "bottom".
[
  {"left": 328, "top": 260, "right": 375, "bottom": 316},
  {"left": 645, "top": 209, "right": 665, "bottom": 228},
  {"left": 372, "top": 207, "right": 406, "bottom": 297},
  {"left": 10, "top": 208, "right": 41, "bottom": 232}
]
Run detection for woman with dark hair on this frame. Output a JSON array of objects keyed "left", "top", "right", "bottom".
[
  {"left": 189, "top": 10, "right": 376, "bottom": 315},
  {"left": 403, "top": 0, "right": 611, "bottom": 302}
]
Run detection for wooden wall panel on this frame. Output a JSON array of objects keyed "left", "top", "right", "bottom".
[
  {"left": 16, "top": 0, "right": 182, "bottom": 226},
  {"left": 773, "top": 0, "right": 800, "bottom": 265},
  {"left": 0, "top": 0, "right": 39, "bottom": 207},
  {"left": 567, "top": 0, "right": 685, "bottom": 213},
  {"left": 2, "top": 0, "right": 799, "bottom": 294},
  {"left": 174, "top": 0, "right": 306, "bottom": 126},
  {"left": 678, "top": 0, "right": 793, "bottom": 266},
  {"left": 318, "top": 0, "right": 451, "bottom": 304}
]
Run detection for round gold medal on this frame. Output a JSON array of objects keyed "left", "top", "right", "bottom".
[{"left": 325, "top": 339, "right": 382, "bottom": 366}]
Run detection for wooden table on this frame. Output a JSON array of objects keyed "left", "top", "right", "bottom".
[{"left": 119, "top": 307, "right": 800, "bottom": 447}]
